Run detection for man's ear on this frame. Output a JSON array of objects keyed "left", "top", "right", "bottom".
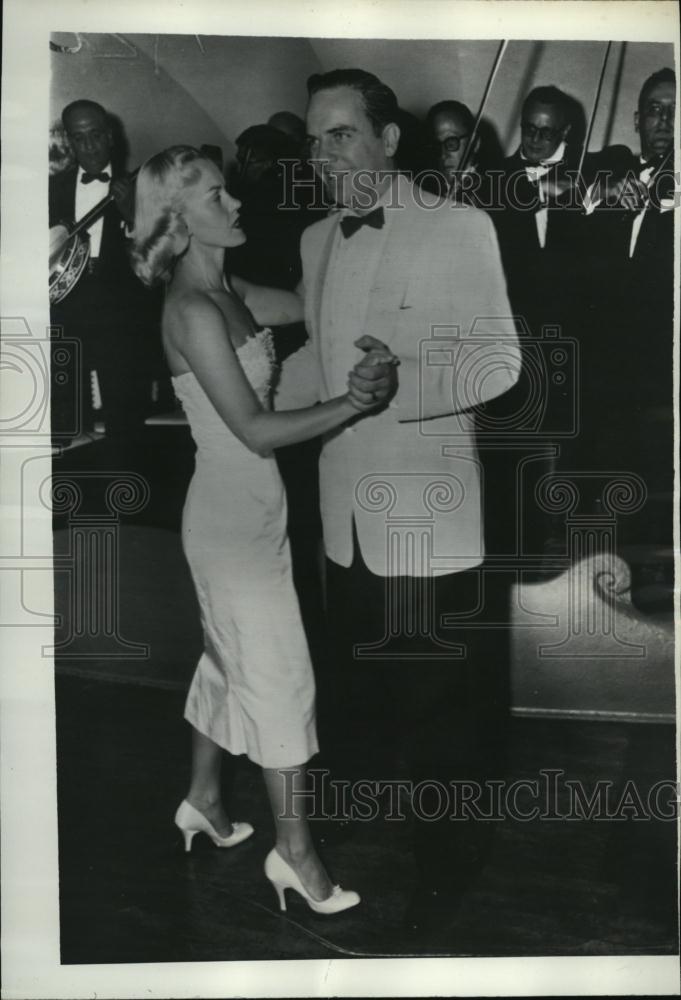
[
  {"left": 382, "top": 122, "right": 400, "bottom": 159},
  {"left": 561, "top": 121, "right": 572, "bottom": 142},
  {"left": 634, "top": 110, "right": 640, "bottom": 134}
]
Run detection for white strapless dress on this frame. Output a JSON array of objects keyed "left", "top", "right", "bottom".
[{"left": 172, "top": 330, "right": 318, "bottom": 768}]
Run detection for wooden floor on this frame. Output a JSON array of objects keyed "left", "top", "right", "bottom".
[{"left": 55, "top": 675, "right": 678, "bottom": 963}]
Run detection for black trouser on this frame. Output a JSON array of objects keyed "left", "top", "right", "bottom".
[{"left": 318, "top": 538, "right": 510, "bottom": 890}]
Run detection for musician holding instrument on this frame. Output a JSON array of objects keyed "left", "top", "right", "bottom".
[
  {"left": 491, "top": 87, "right": 582, "bottom": 298},
  {"left": 579, "top": 68, "right": 676, "bottom": 548},
  {"left": 423, "top": 99, "right": 501, "bottom": 204},
  {"left": 49, "top": 99, "right": 158, "bottom": 446},
  {"left": 481, "top": 87, "right": 584, "bottom": 554},
  {"left": 584, "top": 68, "right": 675, "bottom": 268}
]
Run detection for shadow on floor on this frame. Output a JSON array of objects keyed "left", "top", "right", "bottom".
[{"left": 55, "top": 677, "right": 678, "bottom": 963}]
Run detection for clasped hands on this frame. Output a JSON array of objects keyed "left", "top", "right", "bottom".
[{"left": 346, "top": 335, "right": 400, "bottom": 413}]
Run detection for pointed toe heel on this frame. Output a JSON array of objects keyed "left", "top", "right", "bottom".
[
  {"left": 174, "top": 800, "right": 254, "bottom": 852},
  {"left": 264, "top": 848, "right": 360, "bottom": 915}
]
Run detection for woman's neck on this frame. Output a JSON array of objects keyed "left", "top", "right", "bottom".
[{"left": 174, "top": 244, "right": 226, "bottom": 293}]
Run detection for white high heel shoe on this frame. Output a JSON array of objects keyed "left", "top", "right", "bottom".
[
  {"left": 264, "top": 848, "right": 360, "bottom": 915},
  {"left": 175, "top": 800, "right": 254, "bottom": 853}
]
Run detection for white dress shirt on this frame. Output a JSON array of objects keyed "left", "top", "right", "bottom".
[
  {"left": 319, "top": 189, "right": 395, "bottom": 402},
  {"left": 74, "top": 162, "right": 111, "bottom": 258},
  {"left": 521, "top": 141, "right": 566, "bottom": 249},
  {"left": 629, "top": 157, "right": 665, "bottom": 258},
  {"left": 583, "top": 155, "right": 675, "bottom": 258}
]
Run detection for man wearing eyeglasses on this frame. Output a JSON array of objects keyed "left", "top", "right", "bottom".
[
  {"left": 492, "top": 87, "right": 578, "bottom": 289},
  {"left": 424, "top": 100, "right": 480, "bottom": 201},
  {"left": 484, "top": 86, "right": 585, "bottom": 557}
]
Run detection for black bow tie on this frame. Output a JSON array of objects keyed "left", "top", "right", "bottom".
[
  {"left": 340, "top": 206, "right": 385, "bottom": 238},
  {"left": 81, "top": 171, "right": 111, "bottom": 184},
  {"left": 639, "top": 154, "right": 669, "bottom": 177}
]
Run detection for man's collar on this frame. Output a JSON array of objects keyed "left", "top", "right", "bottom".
[
  {"left": 337, "top": 171, "right": 403, "bottom": 218},
  {"left": 77, "top": 163, "right": 112, "bottom": 181},
  {"left": 520, "top": 141, "right": 566, "bottom": 168},
  {"left": 640, "top": 151, "right": 671, "bottom": 167}
]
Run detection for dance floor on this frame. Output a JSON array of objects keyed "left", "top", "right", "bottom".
[
  {"left": 52, "top": 430, "right": 678, "bottom": 961},
  {"left": 56, "top": 676, "right": 677, "bottom": 962}
]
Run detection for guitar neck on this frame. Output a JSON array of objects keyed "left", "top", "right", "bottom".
[
  {"left": 70, "top": 191, "right": 116, "bottom": 239},
  {"left": 69, "top": 167, "right": 139, "bottom": 239}
]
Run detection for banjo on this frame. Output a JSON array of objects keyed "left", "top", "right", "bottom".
[{"left": 49, "top": 171, "right": 137, "bottom": 305}]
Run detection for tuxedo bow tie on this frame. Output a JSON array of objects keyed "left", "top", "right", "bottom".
[
  {"left": 525, "top": 159, "right": 563, "bottom": 179},
  {"left": 641, "top": 152, "right": 667, "bottom": 169},
  {"left": 81, "top": 171, "right": 111, "bottom": 184},
  {"left": 340, "top": 206, "right": 385, "bottom": 238}
]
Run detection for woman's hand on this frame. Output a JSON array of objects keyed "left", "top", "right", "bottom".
[{"left": 346, "top": 335, "right": 400, "bottom": 412}]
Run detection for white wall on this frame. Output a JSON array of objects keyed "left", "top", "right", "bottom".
[
  {"left": 50, "top": 34, "right": 674, "bottom": 168},
  {"left": 50, "top": 33, "right": 323, "bottom": 167},
  {"left": 310, "top": 37, "right": 674, "bottom": 153}
]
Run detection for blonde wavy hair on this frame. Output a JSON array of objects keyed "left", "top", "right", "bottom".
[{"left": 130, "top": 145, "right": 206, "bottom": 286}]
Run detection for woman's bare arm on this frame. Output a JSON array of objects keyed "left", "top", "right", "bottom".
[
  {"left": 229, "top": 273, "right": 304, "bottom": 327},
  {"left": 172, "top": 294, "right": 366, "bottom": 456}
]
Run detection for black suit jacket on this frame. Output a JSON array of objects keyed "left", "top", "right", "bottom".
[
  {"left": 489, "top": 146, "right": 642, "bottom": 329},
  {"left": 578, "top": 146, "right": 674, "bottom": 334},
  {"left": 577, "top": 146, "right": 674, "bottom": 475},
  {"left": 488, "top": 149, "right": 576, "bottom": 331},
  {"left": 49, "top": 167, "right": 154, "bottom": 333}
]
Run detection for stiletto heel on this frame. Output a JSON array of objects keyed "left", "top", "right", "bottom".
[
  {"left": 182, "top": 829, "right": 197, "bottom": 853},
  {"left": 175, "top": 800, "right": 254, "bottom": 851},
  {"left": 273, "top": 882, "right": 287, "bottom": 912},
  {"left": 264, "top": 848, "right": 360, "bottom": 915}
]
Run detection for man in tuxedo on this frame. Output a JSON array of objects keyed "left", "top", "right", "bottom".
[
  {"left": 585, "top": 67, "right": 675, "bottom": 296},
  {"left": 485, "top": 86, "right": 579, "bottom": 560},
  {"left": 49, "top": 99, "right": 157, "bottom": 446},
  {"left": 277, "top": 69, "right": 521, "bottom": 935},
  {"left": 486, "top": 86, "right": 605, "bottom": 555},
  {"left": 580, "top": 68, "right": 675, "bottom": 546},
  {"left": 491, "top": 86, "right": 578, "bottom": 322}
]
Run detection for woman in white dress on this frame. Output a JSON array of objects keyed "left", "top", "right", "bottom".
[{"left": 130, "top": 146, "right": 393, "bottom": 914}]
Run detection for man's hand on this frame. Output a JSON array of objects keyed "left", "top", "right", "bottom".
[
  {"left": 592, "top": 174, "right": 649, "bottom": 213},
  {"left": 111, "top": 177, "right": 136, "bottom": 226},
  {"left": 346, "top": 334, "right": 399, "bottom": 412}
]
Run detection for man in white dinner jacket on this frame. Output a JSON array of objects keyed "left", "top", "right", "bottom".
[{"left": 277, "top": 68, "right": 521, "bottom": 937}]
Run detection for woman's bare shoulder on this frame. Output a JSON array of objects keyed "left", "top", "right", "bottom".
[{"left": 164, "top": 288, "right": 226, "bottom": 343}]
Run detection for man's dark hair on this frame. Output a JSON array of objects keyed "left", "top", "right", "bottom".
[
  {"left": 638, "top": 67, "right": 676, "bottom": 114},
  {"left": 307, "top": 69, "right": 399, "bottom": 136},
  {"left": 61, "top": 99, "right": 109, "bottom": 130},
  {"left": 425, "top": 100, "right": 475, "bottom": 135},
  {"left": 236, "top": 123, "right": 297, "bottom": 161},
  {"left": 522, "top": 85, "right": 571, "bottom": 125},
  {"left": 268, "top": 111, "right": 306, "bottom": 145}
]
